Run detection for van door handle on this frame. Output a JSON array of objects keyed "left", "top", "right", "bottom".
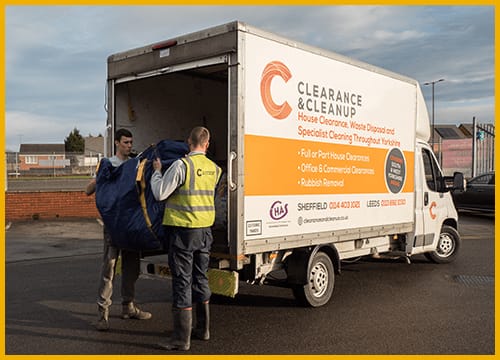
[
  {"left": 228, "top": 151, "right": 237, "bottom": 191},
  {"left": 424, "top": 192, "right": 429, "bottom": 206}
]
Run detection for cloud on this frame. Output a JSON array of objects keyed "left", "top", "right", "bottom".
[
  {"left": 439, "top": 97, "right": 494, "bottom": 124},
  {"left": 373, "top": 29, "right": 425, "bottom": 42},
  {"left": 5, "top": 111, "right": 104, "bottom": 152},
  {"left": 4, "top": 6, "right": 494, "bottom": 152},
  {"left": 6, "top": 111, "right": 65, "bottom": 151}
]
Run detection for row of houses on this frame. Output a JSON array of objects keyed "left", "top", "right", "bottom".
[
  {"left": 5, "top": 123, "right": 495, "bottom": 178},
  {"left": 6, "top": 136, "right": 104, "bottom": 176}
]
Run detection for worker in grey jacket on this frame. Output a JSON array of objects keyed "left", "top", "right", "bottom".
[{"left": 86, "top": 128, "right": 152, "bottom": 331}]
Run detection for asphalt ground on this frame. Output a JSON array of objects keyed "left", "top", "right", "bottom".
[
  {"left": 4, "top": 213, "right": 495, "bottom": 355},
  {"left": 5, "top": 218, "right": 103, "bottom": 262}
]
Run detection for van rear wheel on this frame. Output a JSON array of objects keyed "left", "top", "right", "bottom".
[
  {"left": 424, "top": 225, "right": 461, "bottom": 264},
  {"left": 292, "top": 251, "right": 334, "bottom": 307}
]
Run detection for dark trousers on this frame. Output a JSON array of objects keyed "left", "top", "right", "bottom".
[{"left": 165, "top": 226, "right": 213, "bottom": 309}]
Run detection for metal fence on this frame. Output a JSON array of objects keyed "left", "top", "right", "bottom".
[
  {"left": 5, "top": 152, "right": 102, "bottom": 178},
  {"left": 431, "top": 120, "right": 494, "bottom": 178},
  {"left": 472, "top": 120, "right": 495, "bottom": 177}
]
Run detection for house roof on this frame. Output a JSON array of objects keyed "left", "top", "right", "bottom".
[
  {"left": 459, "top": 124, "right": 473, "bottom": 137},
  {"left": 84, "top": 136, "right": 104, "bottom": 155},
  {"left": 458, "top": 123, "right": 495, "bottom": 138},
  {"left": 434, "top": 123, "right": 495, "bottom": 139},
  {"left": 434, "top": 125, "right": 468, "bottom": 139},
  {"left": 19, "top": 144, "right": 65, "bottom": 154}
]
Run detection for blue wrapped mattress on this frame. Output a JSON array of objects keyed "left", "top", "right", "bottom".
[{"left": 95, "top": 139, "right": 189, "bottom": 251}]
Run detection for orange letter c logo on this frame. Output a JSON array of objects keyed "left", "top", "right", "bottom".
[
  {"left": 260, "top": 61, "right": 292, "bottom": 120},
  {"left": 429, "top": 201, "right": 437, "bottom": 220}
]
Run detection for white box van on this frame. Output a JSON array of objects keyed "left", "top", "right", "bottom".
[{"left": 106, "top": 21, "right": 464, "bottom": 307}]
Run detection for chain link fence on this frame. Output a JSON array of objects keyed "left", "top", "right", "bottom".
[
  {"left": 5, "top": 151, "right": 102, "bottom": 178},
  {"left": 5, "top": 152, "right": 103, "bottom": 191}
]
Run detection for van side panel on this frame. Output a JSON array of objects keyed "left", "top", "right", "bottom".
[{"left": 240, "top": 31, "right": 417, "bottom": 246}]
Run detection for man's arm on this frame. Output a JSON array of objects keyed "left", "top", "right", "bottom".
[
  {"left": 150, "top": 159, "right": 186, "bottom": 201},
  {"left": 85, "top": 178, "right": 96, "bottom": 196}
]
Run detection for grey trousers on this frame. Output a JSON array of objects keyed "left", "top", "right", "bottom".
[{"left": 97, "top": 228, "right": 140, "bottom": 311}]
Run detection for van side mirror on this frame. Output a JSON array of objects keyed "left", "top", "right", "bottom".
[
  {"left": 442, "top": 172, "right": 465, "bottom": 192},
  {"left": 452, "top": 172, "right": 465, "bottom": 191}
]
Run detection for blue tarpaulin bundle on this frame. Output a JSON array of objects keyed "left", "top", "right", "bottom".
[{"left": 95, "top": 139, "right": 189, "bottom": 251}]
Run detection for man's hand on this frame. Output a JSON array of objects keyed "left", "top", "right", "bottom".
[{"left": 153, "top": 158, "right": 162, "bottom": 172}]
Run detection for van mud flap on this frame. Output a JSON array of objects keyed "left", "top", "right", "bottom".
[{"left": 139, "top": 258, "right": 239, "bottom": 298}]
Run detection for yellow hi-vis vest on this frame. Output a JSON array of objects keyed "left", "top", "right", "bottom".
[{"left": 163, "top": 154, "right": 222, "bottom": 228}]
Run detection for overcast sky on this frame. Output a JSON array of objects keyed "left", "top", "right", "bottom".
[{"left": 5, "top": 6, "right": 494, "bottom": 151}]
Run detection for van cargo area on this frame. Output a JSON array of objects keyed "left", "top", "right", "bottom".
[
  {"left": 113, "top": 62, "right": 232, "bottom": 258},
  {"left": 114, "top": 66, "right": 228, "bottom": 161}
]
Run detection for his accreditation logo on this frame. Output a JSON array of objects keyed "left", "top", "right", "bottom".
[{"left": 269, "top": 200, "right": 289, "bottom": 220}]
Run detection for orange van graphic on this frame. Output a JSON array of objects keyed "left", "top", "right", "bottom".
[{"left": 260, "top": 61, "right": 292, "bottom": 120}]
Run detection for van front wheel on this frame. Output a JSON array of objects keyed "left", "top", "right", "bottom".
[
  {"left": 292, "top": 251, "right": 334, "bottom": 307},
  {"left": 424, "top": 225, "right": 461, "bottom": 264}
]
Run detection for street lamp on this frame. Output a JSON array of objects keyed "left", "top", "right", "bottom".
[{"left": 423, "top": 78, "right": 445, "bottom": 147}]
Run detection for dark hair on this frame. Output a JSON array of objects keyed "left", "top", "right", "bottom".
[{"left": 115, "top": 128, "right": 133, "bottom": 142}]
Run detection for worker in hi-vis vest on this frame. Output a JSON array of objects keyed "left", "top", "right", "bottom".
[{"left": 151, "top": 126, "right": 222, "bottom": 351}]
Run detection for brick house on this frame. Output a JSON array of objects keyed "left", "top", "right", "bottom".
[
  {"left": 84, "top": 136, "right": 104, "bottom": 166},
  {"left": 18, "top": 144, "right": 69, "bottom": 174}
]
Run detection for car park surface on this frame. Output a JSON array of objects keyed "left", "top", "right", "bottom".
[{"left": 5, "top": 213, "right": 494, "bottom": 354}]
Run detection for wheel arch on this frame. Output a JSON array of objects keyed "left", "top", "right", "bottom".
[
  {"left": 425, "top": 224, "right": 461, "bottom": 264},
  {"left": 312, "top": 244, "right": 341, "bottom": 275},
  {"left": 443, "top": 217, "right": 458, "bottom": 230},
  {"left": 285, "top": 244, "right": 341, "bottom": 285}
]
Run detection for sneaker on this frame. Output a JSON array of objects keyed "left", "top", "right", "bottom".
[
  {"left": 96, "top": 309, "right": 109, "bottom": 331},
  {"left": 122, "top": 303, "right": 152, "bottom": 320}
]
